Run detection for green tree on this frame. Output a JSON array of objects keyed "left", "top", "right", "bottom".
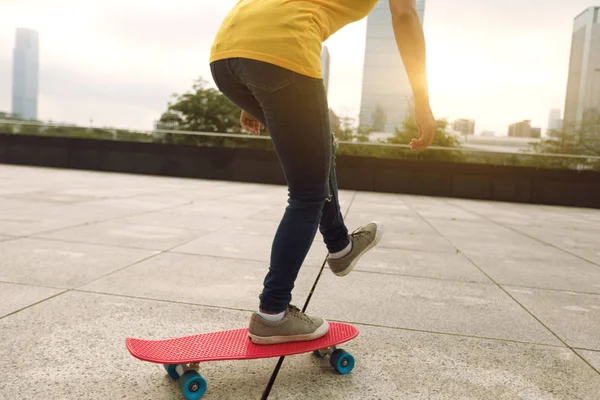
[
  {"left": 332, "top": 116, "right": 356, "bottom": 142},
  {"left": 158, "top": 78, "right": 242, "bottom": 133},
  {"left": 532, "top": 115, "right": 600, "bottom": 156},
  {"left": 388, "top": 117, "right": 461, "bottom": 147}
]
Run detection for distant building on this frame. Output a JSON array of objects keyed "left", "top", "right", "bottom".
[
  {"left": 564, "top": 7, "right": 600, "bottom": 128},
  {"left": 547, "top": 109, "right": 563, "bottom": 133},
  {"left": 453, "top": 119, "right": 475, "bottom": 135},
  {"left": 321, "top": 46, "right": 331, "bottom": 97},
  {"left": 359, "top": 0, "right": 426, "bottom": 132},
  {"left": 481, "top": 131, "right": 495, "bottom": 137},
  {"left": 508, "top": 120, "right": 542, "bottom": 138},
  {"left": 0, "top": 111, "right": 12, "bottom": 119},
  {"left": 460, "top": 135, "right": 540, "bottom": 153},
  {"left": 12, "top": 28, "right": 39, "bottom": 120}
]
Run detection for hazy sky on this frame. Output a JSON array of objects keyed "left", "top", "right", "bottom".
[{"left": 0, "top": 0, "right": 595, "bottom": 134}]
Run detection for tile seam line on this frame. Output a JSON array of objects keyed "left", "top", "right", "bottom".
[
  {"left": 449, "top": 200, "right": 600, "bottom": 268},
  {"left": 70, "top": 230, "right": 215, "bottom": 291},
  {"left": 0, "top": 290, "right": 69, "bottom": 321},
  {"left": 437, "top": 198, "right": 600, "bottom": 375},
  {"left": 8, "top": 198, "right": 197, "bottom": 240},
  {"left": 59, "top": 288, "right": 571, "bottom": 350}
]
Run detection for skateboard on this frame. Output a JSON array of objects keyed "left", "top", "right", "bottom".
[{"left": 126, "top": 321, "right": 359, "bottom": 400}]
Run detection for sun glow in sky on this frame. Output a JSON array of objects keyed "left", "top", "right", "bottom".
[{"left": 0, "top": 0, "right": 594, "bottom": 135}]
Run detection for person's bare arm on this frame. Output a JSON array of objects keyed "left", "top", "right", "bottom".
[{"left": 389, "top": 0, "right": 435, "bottom": 149}]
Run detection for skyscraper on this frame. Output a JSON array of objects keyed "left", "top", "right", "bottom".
[
  {"left": 321, "top": 46, "right": 331, "bottom": 97},
  {"left": 547, "top": 109, "right": 562, "bottom": 133},
  {"left": 564, "top": 7, "right": 600, "bottom": 128},
  {"left": 359, "top": 0, "right": 425, "bottom": 132},
  {"left": 12, "top": 28, "right": 39, "bottom": 120}
]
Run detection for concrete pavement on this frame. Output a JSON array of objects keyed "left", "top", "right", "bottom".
[{"left": 0, "top": 164, "right": 599, "bottom": 399}]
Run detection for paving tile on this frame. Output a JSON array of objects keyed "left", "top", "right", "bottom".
[
  {"left": 0, "top": 238, "right": 157, "bottom": 288},
  {"left": 511, "top": 226, "right": 600, "bottom": 264},
  {"left": 214, "top": 218, "right": 279, "bottom": 237},
  {"left": 0, "top": 234, "right": 14, "bottom": 242},
  {"left": 309, "top": 271, "right": 561, "bottom": 345},
  {"left": 469, "top": 254, "right": 600, "bottom": 294},
  {"left": 168, "top": 200, "right": 274, "bottom": 220},
  {"left": 4, "top": 201, "right": 147, "bottom": 224},
  {"left": 81, "top": 252, "right": 319, "bottom": 310},
  {"left": 250, "top": 198, "right": 352, "bottom": 223},
  {"left": 428, "top": 220, "right": 565, "bottom": 259},
  {"left": 0, "top": 197, "right": 56, "bottom": 211},
  {"left": 273, "top": 324, "right": 600, "bottom": 400},
  {"left": 0, "top": 291, "right": 274, "bottom": 400},
  {"left": 217, "top": 186, "right": 289, "bottom": 206},
  {"left": 352, "top": 191, "right": 409, "bottom": 205},
  {"left": 450, "top": 199, "right": 600, "bottom": 232},
  {"left": 118, "top": 210, "right": 233, "bottom": 232},
  {"left": 36, "top": 220, "right": 207, "bottom": 250},
  {"left": 344, "top": 212, "right": 436, "bottom": 235},
  {"left": 354, "top": 247, "right": 491, "bottom": 283},
  {"left": 378, "top": 230, "right": 457, "bottom": 253},
  {"left": 405, "top": 201, "right": 484, "bottom": 222},
  {"left": 566, "top": 248, "right": 600, "bottom": 265},
  {"left": 172, "top": 231, "right": 326, "bottom": 267},
  {"left": 0, "top": 211, "right": 87, "bottom": 236},
  {"left": 5, "top": 190, "right": 100, "bottom": 204},
  {"left": 0, "top": 282, "right": 62, "bottom": 317},
  {"left": 89, "top": 195, "right": 192, "bottom": 211},
  {"left": 506, "top": 287, "right": 600, "bottom": 350},
  {"left": 576, "top": 350, "right": 600, "bottom": 372},
  {"left": 347, "top": 200, "right": 412, "bottom": 216}
]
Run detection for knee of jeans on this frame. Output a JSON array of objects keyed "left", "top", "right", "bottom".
[{"left": 288, "top": 185, "right": 329, "bottom": 204}]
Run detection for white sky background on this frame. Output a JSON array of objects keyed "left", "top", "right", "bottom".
[{"left": 0, "top": 0, "right": 594, "bottom": 134}]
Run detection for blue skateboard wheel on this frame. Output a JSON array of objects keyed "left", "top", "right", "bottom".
[
  {"left": 163, "top": 364, "right": 180, "bottom": 380},
  {"left": 179, "top": 370, "right": 207, "bottom": 400},
  {"left": 330, "top": 349, "right": 355, "bottom": 375}
]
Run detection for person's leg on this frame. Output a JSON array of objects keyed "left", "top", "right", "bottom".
[
  {"left": 230, "top": 58, "right": 331, "bottom": 313},
  {"left": 318, "top": 132, "right": 350, "bottom": 254},
  {"left": 212, "top": 58, "right": 330, "bottom": 343},
  {"left": 319, "top": 138, "right": 385, "bottom": 277}
]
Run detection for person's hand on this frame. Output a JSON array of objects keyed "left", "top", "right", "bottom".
[
  {"left": 410, "top": 103, "right": 436, "bottom": 150},
  {"left": 240, "top": 110, "right": 264, "bottom": 135}
]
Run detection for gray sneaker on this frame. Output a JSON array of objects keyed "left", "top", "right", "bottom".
[
  {"left": 248, "top": 305, "right": 329, "bottom": 345},
  {"left": 328, "top": 221, "right": 383, "bottom": 277}
]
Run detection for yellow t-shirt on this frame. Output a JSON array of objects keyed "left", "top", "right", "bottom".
[{"left": 210, "top": 0, "right": 379, "bottom": 79}]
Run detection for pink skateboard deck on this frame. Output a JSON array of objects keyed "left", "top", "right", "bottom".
[
  {"left": 126, "top": 321, "right": 358, "bottom": 364},
  {"left": 126, "top": 321, "right": 359, "bottom": 399}
]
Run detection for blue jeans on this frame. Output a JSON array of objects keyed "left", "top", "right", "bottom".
[{"left": 210, "top": 58, "right": 350, "bottom": 313}]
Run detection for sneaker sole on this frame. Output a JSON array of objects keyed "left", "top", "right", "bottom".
[
  {"left": 334, "top": 221, "right": 383, "bottom": 277},
  {"left": 248, "top": 320, "right": 330, "bottom": 345}
]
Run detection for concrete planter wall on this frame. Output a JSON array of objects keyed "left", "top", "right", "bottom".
[{"left": 1, "top": 133, "right": 598, "bottom": 208}]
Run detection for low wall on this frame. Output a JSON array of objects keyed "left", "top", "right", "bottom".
[{"left": 1, "top": 134, "right": 598, "bottom": 208}]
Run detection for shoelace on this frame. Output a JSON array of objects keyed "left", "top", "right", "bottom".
[{"left": 287, "top": 305, "right": 313, "bottom": 324}]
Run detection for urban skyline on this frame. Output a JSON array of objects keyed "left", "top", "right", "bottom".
[
  {"left": 11, "top": 27, "right": 39, "bottom": 120},
  {"left": 0, "top": 1, "right": 597, "bottom": 137}
]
